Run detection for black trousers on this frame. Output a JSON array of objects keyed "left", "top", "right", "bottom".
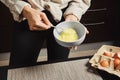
[{"left": 10, "top": 10, "right": 70, "bottom": 67}]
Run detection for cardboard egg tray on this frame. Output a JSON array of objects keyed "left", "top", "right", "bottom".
[{"left": 89, "top": 45, "right": 120, "bottom": 77}]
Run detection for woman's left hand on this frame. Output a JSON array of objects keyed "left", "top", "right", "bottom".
[
  {"left": 65, "top": 14, "right": 89, "bottom": 50},
  {"left": 65, "top": 14, "right": 78, "bottom": 50},
  {"left": 65, "top": 14, "right": 78, "bottom": 21}
]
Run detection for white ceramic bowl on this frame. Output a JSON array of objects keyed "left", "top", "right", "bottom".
[{"left": 53, "top": 21, "right": 86, "bottom": 47}]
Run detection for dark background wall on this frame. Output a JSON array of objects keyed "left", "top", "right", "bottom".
[
  {"left": 0, "top": 0, "right": 120, "bottom": 53},
  {"left": 0, "top": 2, "right": 13, "bottom": 53}
]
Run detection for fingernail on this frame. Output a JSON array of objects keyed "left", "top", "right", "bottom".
[
  {"left": 51, "top": 24, "right": 53, "bottom": 26},
  {"left": 86, "top": 30, "right": 89, "bottom": 34}
]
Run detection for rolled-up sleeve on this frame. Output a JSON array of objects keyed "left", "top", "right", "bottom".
[
  {"left": 64, "top": 0, "right": 91, "bottom": 21},
  {"left": 0, "top": 0, "right": 31, "bottom": 22}
]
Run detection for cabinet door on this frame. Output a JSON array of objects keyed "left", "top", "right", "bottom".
[{"left": 80, "top": 0, "right": 120, "bottom": 43}]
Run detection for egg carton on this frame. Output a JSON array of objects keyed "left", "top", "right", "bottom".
[{"left": 89, "top": 45, "right": 120, "bottom": 77}]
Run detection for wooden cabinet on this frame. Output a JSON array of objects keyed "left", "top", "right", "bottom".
[{"left": 0, "top": 0, "right": 119, "bottom": 53}]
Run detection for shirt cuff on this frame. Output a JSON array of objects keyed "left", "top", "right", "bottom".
[
  {"left": 64, "top": 5, "right": 83, "bottom": 21},
  {"left": 12, "top": 1, "right": 31, "bottom": 22}
]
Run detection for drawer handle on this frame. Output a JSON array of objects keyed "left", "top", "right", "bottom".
[
  {"left": 88, "top": 8, "right": 107, "bottom": 12},
  {"left": 84, "top": 22, "right": 105, "bottom": 26}
]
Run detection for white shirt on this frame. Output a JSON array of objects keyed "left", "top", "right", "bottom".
[{"left": 0, "top": 0, "right": 91, "bottom": 22}]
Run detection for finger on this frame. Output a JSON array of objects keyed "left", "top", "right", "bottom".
[
  {"left": 68, "top": 46, "right": 78, "bottom": 50},
  {"left": 65, "top": 18, "right": 70, "bottom": 21},
  {"left": 36, "top": 21, "right": 51, "bottom": 29},
  {"left": 40, "top": 13, "right": 53, "bottom": 26},
  {"left": 72, "top": 46, "right": 78, "bottom": 50},
  {"left": 85, "top": 27, "right": 89, "bottom": 34},
  {"left": 65, "top": 17, "right": 75, "bottom": 21},
  {"left": 29, "top": 26, "right": 44, "bottom": 31},
  {"left": 29, "top": 26, "right": 40, "bottom": 31},
  {"left": 65, "top": 15, "right": 78, "bottom": 21},
  {"left": 30, "top": 21, "right": 49, "bottom": 30}
]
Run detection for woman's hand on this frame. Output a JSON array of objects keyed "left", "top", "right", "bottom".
[
  {"left": 65, "top": 14, "right": 89, "bottom": 50},
  {"left": 65, "top": 14, "right": 89, "bottom": 34},
  {"left": 65, "top": 14, "right": 78, "bottom": 21},
  {"left": 22, "top": 6, "right": 52, "bottom": 31}
]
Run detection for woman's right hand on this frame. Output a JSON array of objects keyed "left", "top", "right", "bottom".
[{"left": 22, "top": 6, "right": 52, "bottom": 31}]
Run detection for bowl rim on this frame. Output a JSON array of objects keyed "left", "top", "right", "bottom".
[{"left": 53, "top": 21, "right": 86, "bottom": 43}]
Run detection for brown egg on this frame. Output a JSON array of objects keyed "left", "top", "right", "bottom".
[
  {"left": 103, "top": 51, "right": 112, "bottom": 57},
  {"left": 114, "top": 58, "right": 120, "bottom": 68},
  {"left": 100, "top": 60, "right": 110, "bottom": 67},
  {"left": 113, "top": 52, "right": 120, "bottom": 59}
]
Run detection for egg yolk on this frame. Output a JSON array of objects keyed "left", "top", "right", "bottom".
[{"left": 59, "top": 28, "right": 78, "bottom": 42}]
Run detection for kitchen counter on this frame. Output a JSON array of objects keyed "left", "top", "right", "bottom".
[
  {"left": 1, "top": 41, "right": 120, "bottom": 80},
  {"left": 8, "top": 58, "right": 103, "bottom": 80}
]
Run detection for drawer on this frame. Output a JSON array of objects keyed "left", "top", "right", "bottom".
[
  {"left": 83, "top": 23, "right": 116, "bottom": 43},
  {"left": 81, "top": 10, "right": 107, "bottom": 24},
  {"left": 89, "top": 0, "right": 107, "bottom": 9}
]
